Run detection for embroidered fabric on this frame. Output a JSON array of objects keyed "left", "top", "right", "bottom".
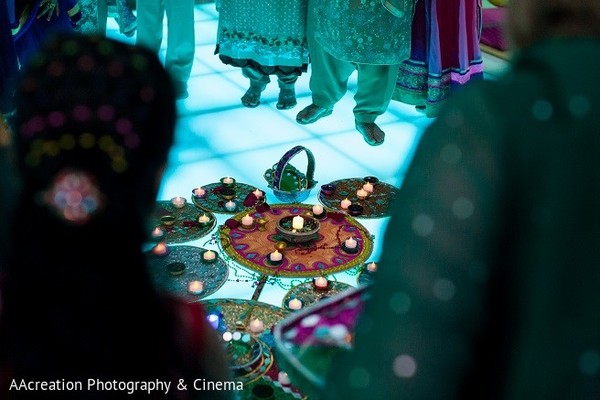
[{"left": 43, "top": 168, "right": 104, "bottom": 225}]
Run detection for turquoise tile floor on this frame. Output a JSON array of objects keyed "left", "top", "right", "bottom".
[{"left": 107, "top": 2, "right": 508, "bottom": 307}]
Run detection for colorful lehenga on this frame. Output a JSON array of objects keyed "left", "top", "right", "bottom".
[
  {"left": 8, "top": 0, "right": 81, "bottom": 67},
  {"left": 393, "top": 0, "right": 484, "bottom": 117}
]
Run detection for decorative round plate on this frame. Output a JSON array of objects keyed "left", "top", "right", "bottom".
[
  {"left": 202, "top": 298, "right": 288, "bottom": 333},
  {"left": 318, "top": 177, "right": 398, "bottom": 218},
  {"left": 191, "top": 182, "right": 267, "bottom": 215},
  {"left": 151, "top": 201, "right": 217, "bottom": 244},
  {"left": 219, "top": 204, "right": 373, "bottom": 278},
  {"left": 145, "top": 245, "right": 229, "bottom": 302},
  {"left": 282, "top": 281, "right": 354, "bottom": 310},
  {"left": 202, "top": 299, "right": 288, "bottom": 385}
]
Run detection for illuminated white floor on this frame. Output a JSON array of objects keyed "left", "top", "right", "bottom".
[{"left": 107, "top": 2, "right": 508, "bottom": 307}]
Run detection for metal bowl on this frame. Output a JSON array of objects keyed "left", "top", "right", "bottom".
[{"left": 276, "top": 215, "right": 320, "bottom": 244}]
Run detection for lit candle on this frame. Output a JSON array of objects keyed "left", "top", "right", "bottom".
[
  {"left": 203, "top": 250, "right": 216, "bottom": 261},
  {"left": 171, "top": 196, "right": 187, "bottom": 208},
  {"left": 151, "top": 226, "right": 164, "bottom": 239},
  {"left": 367, "top": 262, "right": 378, "bottom": 272},
  {"left": 252, "top": 188, "right": 263, "bottom": 198},
  {"left": 312, "top": 204, "right": 324, "bottom": 216},
  {"left": 207, "top": 314, "right": 220, "bottom": 330},
  {"left": 278, "top": 371, "right": 291, "bottom": 386},
  {"left": 198, "top": 214, "right": 210, "bottom": 224},
  {"left": 362, "top": 182, "right": 374, "bottom": 193},
  {"left": 224, "top": 200, "right": 236, "bottom": 211},
  {"left": 344, "top": 237, "right": 357, "bottom": 249},
  {"left": 241, "top": 213, "right": 254, "bottom": 227},
  {"left": 314, "top": 276, "right": 329, "bottom": 290},
  {"left": 292, "top": 215, "right": 304, "bottom": 230},
  {"left": 270, "top": 250, "right": 283, "bottom": 262},
  {"left": 288, "top": 298, "right": 303, "bottom": 310},
  {"left": 356, "top": 188, "right": 369, "bottom": 200},
  {"left": 152, "top": 242, "right": 169, "bottom": 256},
  {"left": 248, "top": 318, "right": 264, "bottom": 334},
  {"left": 340, "top": 198, "right": 351, "bottom": 209},
  {"left": 193, "top": 187, "right": 206, "bottom": 198},
  {"left": 187, "top": 280, "right": 204, "bottom": 295}
]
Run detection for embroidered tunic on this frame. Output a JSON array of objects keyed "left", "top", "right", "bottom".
[
  {"left": 313, "top": 0, "right": 415, "bottom": 65},
  {"left": 215, "top": 0, "right": 309, "bottom": 71}
]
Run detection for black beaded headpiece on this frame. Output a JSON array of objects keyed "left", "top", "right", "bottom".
[{"left": 14, "top": 33, "right": 176, "bottom": 224}]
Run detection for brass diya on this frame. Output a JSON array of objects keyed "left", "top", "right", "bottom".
[{"left": 276, "top": 215, "right": 320, "bottom": 244}]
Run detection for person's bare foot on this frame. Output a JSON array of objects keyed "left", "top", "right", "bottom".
[
  {"left": 355, "top": 121, "right": 385, "bottom": 146},
  {"left": 296, "top": 104, "right": 333, "bottom": 124}
]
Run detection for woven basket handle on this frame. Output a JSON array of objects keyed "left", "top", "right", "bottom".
[{"left": 272, "top": 145, "right": 316, "bottom": 190}]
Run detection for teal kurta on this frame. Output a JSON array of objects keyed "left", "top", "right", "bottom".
[
  {"left": 215, "top": 0, "right": 309, "bottom": 70},
  {"left": 324, "top": 38, "right": 600, "bottom": 399},
  {"left": 313, "top": 0, "right": 415, "bottom": 65}
]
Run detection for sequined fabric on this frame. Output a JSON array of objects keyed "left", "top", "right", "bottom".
[
  {"left": 313, "top": 0, "right": 415, "bottom": 65},
  {"left": 216, "top": 0, "right": 309, "bottom": 69}
]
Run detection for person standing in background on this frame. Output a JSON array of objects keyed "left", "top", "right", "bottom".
[
  {"left": 323, "top": 0, "right": 600, "bottom": 398},
  {"left": 393, "top": 0, "right": 484, "bottom": 117},
  {"left": 296, "top": 0, "right": 415, "bottom": 146},
  {"left": 7, "top": 0, "right": 81, "bottom": 67},
  {"left": 136, "top": 0, "right": 195, "bottom": 99},
  {"left": 214, "top": 0, "right": 309, "bottom": 110}
]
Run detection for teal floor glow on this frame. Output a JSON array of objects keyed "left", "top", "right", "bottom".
[{"left": 107, "top": 2, "right": 508, "bottom": 307}]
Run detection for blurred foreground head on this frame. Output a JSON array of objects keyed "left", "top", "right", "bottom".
[
  {"left": 508, "top": 0, "right": 600, "bottom": 49},
  {"left": 14, "top": 33, "right": 176, "bottom": 229}
]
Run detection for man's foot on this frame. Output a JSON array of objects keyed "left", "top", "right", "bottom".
[
  {"left": 276, "top": 88, "right": 297, "bottom": 110},
  {"left": 355, "top": 121, "right": 385, "bottom": 146},
  {"left": 296, "top": 104, "right": 333, "bottom": 124},
  {"left": 241, "top": 86, "right": 263, "bottom": 108}
]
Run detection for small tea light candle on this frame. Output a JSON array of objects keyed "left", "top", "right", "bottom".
[
  {"left": 252, "top": 188, "right": 263, "bottom": 199},
  {"left": 203, "top": 250, "right": 216, "bottom": 261},
  {"left": 362, "top": 182, "right": 374, "bottom": 193},
  {"left": 224, "top": 200, "right": 236, "bottom": 211},
  {"left": 241, "top": 213, "right": 254, "bottom": 227},
  {"left": 278, "top": 371, "right": 291, "bottom": 386},
  {"left": 198, "top": 214, "right": 211, "bottom": 225},
  {"left": 344, "top": 237, "right": 358, "bottom": 249},
  {"left": 312, "top": 204, "right": 324, "bottom": 216},
  {"left": 270, "top": 250, "right": 283, "bottom": 262},
  {"left": 340, "top": 198, "right": 351, "bottom": 209},
  {"left": 171, "top": 196, "right": 187, "bottom": 208},
  {"left": 151, "top": 226, "right": 164, "bottom": 240},
  {"left": 288, "top": 298, "right": 303, "bottom": 310},
  {"left": 292, "top": 215, "right": 304, "bottom": 230},
  {"left": 248, "top": 318, "right": 265, "bottom": 334},
  {"left": 314, "top": 276, "right": 329, "bottom": 290},
  {"left": 187, "top": 280, "right": 204, "bottom": 295},
  {"left": 207, "top": 314, "right": 220, "bottom": 330},
  {"left": 192, "top": 187, "right": 206, "bottom": 199},
  {"left": 367, "top": 262, "right": 378, "bottom": 272},
  {"left": 356, "top": 188, "right": 369, "bottom": 200},
  {"left": 152, "top": 242, "right": 169, "bottom": 256}
]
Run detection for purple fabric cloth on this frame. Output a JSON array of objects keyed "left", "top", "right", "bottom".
[
  {"left": 393, "top": 0, "right": 484, "bottom": 115},
  {"left": 11, "top": 0, "right": 79, "bottom": 68}
]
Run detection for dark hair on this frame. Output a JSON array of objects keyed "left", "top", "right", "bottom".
[{"left": 1, "top": 32, "right": 182, "bottom": 394}]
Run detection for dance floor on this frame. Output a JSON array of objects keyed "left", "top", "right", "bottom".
[{"left": 106, "top": 2, "right": 508, "bottom": 308}]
